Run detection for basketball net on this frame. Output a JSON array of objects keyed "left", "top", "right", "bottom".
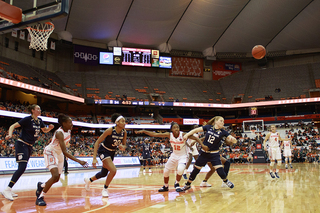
[{"left": 26, "top": 22, "right": 54, "bottom": 51}]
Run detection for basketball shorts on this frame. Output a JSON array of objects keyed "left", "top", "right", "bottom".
[
  {"left": 98, "top": 148, "right": 115, "bottom": 162},
  {"left": 188, "top": 144, "right": 199, "bottom": 156},
  {"left": 15, "top": 140, "right": 33, "bottom": 163},
  {"left": 195, "top": 151, "right": 222, "bottom": 168},
  {"left": 283, "top": 149, "right": 292, "bottom": 157},
  {"left": 165, "top": 153, "right": 188, "bottom": 171},
  {"left": 142, "top": 152, "right": 151, "bottom": 160},
  {"left": 269, "top": 147, "right": 282, "bottom": 160},
  {"left": 44, "top": 146, "right": 64, "bottom": 174}
]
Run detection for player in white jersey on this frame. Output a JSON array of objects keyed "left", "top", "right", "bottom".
[
  {"left": 263, "top": 125, "right": 290, "bottom": 179},
  {"left": 282, "top": 135, "right": 293, "bottom": 169},
  {"left": 135, "top": 122, "right": 207, "bottom": 192},
  {"left": 182, "top": 130, "right": 200, "bottom": 180},
  {"left": 35, "top": 114, "right": 88, "bottom": 206}
]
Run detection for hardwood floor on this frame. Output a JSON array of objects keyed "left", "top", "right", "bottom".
[{"left": 0, "top": 163, "right": 319, "bottom": 213}]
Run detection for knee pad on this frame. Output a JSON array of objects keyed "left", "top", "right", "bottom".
[
  {"left": 189, "top": 167, "right": 201, "bottom": 181},
  {"left": 163, "top": 167, "right": 170, "bottom": 177},
  {"left": 216, "top": 167, "right": 227, "bottom": 180},
  {"left": 277, "top": 161, "right": 282, "bottom": 166},
  {"left": 177, "top": 163, "right": 185, "bottom": 176},
  {"left": 95, "top": 167, "right": 109, "bottom": 179},
  {"left": 270, "top": 161, "right": 275, "bottom": 167}
]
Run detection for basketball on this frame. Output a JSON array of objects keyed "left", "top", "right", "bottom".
[{"left": 252, "top": 45, "right": 266, "bottom": 59}]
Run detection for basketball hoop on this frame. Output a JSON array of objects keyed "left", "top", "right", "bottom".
[{"left": 26, "top": 22, "right": 54, "bottom": 51}]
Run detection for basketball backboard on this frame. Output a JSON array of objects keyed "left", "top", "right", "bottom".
[{"left": 0, "top": 0, "right": 68, "bottom": 34}]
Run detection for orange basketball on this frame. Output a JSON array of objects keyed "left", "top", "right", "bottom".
[{"left": 252, "top": 45, "right": 266, "bottom": 59}]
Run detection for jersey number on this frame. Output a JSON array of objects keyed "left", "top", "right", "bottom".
[
  {"left": 207, "top": 135, "right": 215, "bottom": 144},
  {"left": 34, "top": 129, "right": 40, "bottom": 137},
  {"left": 112, "top": 139, "right": 122, "bottom": 147},
  {"left": 173, "top": 145, "right": 181, "bottom": 151}
]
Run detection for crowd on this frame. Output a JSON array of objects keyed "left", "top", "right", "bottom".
[
  {"left": 0, "top": 101, "right": 319, "bottom": 165},
  {"left": 0, "top": 126, "right": 173, "bottom": 165},
  {"left": 1, "top": 122, "right": 319, "bottom": 166}
]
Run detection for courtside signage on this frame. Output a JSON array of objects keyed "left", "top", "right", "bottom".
[
  {"left": 183, "top": 118, "right": 199, "bottom": 125},
  {"left": 0, "top": 156, "right": 140, "bottom": 171},
  {"left": 0, "top": 77, "right": 84, "bottom": 103}
]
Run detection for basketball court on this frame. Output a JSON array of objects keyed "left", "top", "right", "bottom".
[
  {"left": 1, "top": 1, "right": 320, "bottom": 213},
  {"left": 1, "top": 163, "right": 319, "bottom": 213}
]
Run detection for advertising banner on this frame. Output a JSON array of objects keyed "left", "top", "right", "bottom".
[
  {"left": 212, "top": 61, "right": 241, "bottom": 80},
  {"left": 0, "top": 156, "right": 140, "bottom": 172},
  {"left": 74, "top": 44, "right": 99, "bottom": 65}
]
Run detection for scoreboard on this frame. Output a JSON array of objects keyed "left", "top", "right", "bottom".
[{"left": 122, "top": 47, "right": 151, "bottom": 67}]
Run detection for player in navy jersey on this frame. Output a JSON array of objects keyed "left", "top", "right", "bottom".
[
  {"left": 84, "top": 113, "right": 127, "bottom": 197},
  {"left": 141, "top": 138, "right": 152, "bottom": 173},
  {"left": 1, "top": 104, "right": 54, "bottom": 201},
  {"left": 177, "top": 116, "right": 237, "bottom": 192},
  {"left": 197, "top": 136, "right": 232, "bottom": 187}
]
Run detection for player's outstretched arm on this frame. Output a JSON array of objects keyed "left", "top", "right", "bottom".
[
  {"left": 57, "top": 132, "right": 88, "bottom": 168},
  {"left": 183, "top": 127, "right": 203, "bottom": 141},
  {"left": 135, "top": 130, "right": 169, "bottom": 138}
]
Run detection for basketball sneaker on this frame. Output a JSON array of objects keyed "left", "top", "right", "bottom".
[
  {"left": 269, "top": 172, "right": 276, "bottom": 179},
  {"left": 285, "top": 164, "right": 288, "bottom": 169},
  {"left": 290, "top": 164, "right": 293, "bottom": 168},
  {"left": 36, "top": 182, "right": 44, "bottom": 198},
  {"left": 221, "top": 181, "right": 228, "bottom": 188},
  {"left": 275, "top": 172, "right": 280, "bottom": 178},
  {"left": 11, "top": 191, "right": 18, "bottom": 197},
  {"left": 158, "top": 185, "right": 169, "bottom": 192},
  {"left": 1, "top": 188, "right": 14, "bottom": 201},
  {"left": 35, "top": 196, "right": 46, "bottom": 206},
  {"left": 102, "top": 188, "right": 109, "bottom": 197},
  {"left": 143, "top": 169, "right": 146, "bottom": 173},
  {"left": 224, "top": 180, "right": 234, "bottom": 189},
  {"left": 84, "top": 178, "right": 91, "bottom": 191},
  {"left": 200, "top": 181, "right": 212, "bottom": 187},
  {"left": 176, "top": 184, "right": 191, "bottom": 192},
  {"left": 149, "top": 169, "right": 152, "bottom": 173},
  {"left": 182, "top": 173, "right": 188, "bottom": 180}
]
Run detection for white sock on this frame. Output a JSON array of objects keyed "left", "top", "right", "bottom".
[
  {"left": 276, "top": 169, "right": 279, "bottom": 173},
  {"left": 41, "top": 183, "right": 46, "bottom": 188},
  {"left": 6, "top": 186, "right": 12, "bottom": 191},
  {"left": 39, "top": 191, "right": 46, "bottom": 198}
]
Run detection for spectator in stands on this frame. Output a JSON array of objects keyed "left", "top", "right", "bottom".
[
  {"left": 247, "top": 151, "right": 253, "bottom": 163},
  {"left": 1, "top": 104, "right": 54, "bottom": 201}
]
